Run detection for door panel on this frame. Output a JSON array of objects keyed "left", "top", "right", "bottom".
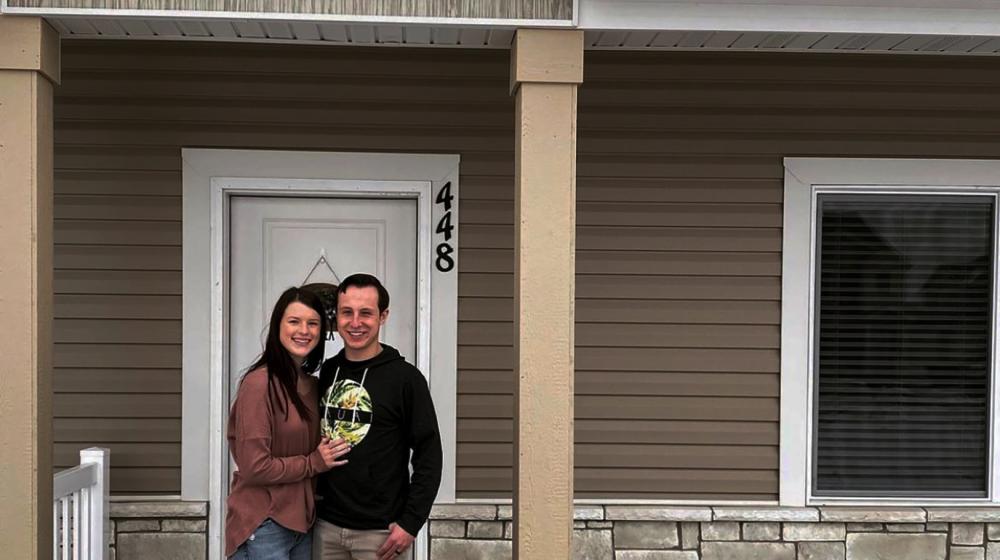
[{"left": 229, "top": 195, "right": 417, "bottom": 398}]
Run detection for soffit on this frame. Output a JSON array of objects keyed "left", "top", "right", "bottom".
[{"left": 40, "top": 17, "right": 1000, "bottom": 57}]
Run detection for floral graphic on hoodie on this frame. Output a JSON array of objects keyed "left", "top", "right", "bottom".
[{"left": 321, "top": 379, "right": 373, "bottom": 446}]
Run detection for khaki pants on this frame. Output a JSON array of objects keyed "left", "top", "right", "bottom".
[{"left": 313, "top": 518, "right": 414, "bottom": 560}]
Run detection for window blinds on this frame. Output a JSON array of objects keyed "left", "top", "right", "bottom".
[{"left": 814, "top": 194, "right": 993, "bottom": 496}]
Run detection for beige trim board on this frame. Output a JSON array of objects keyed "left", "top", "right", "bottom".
[
  {"left": 510, "top": 28, "right": 583, "bottom": 94},
  {"left": 0, "top": 34, "right": 56, "bottom": 560},
  {"left": 511, "top": 29, "right": 581, "bottom": 560},
  {"left": 0, "top": 16, "right": 60, "bottom": 84}
]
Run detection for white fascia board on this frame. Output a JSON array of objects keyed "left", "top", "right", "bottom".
[
  {"left": 579, "top": 0, "right": 1000, "bottom": 37},
  {"left": 0, "top": 5, "right": 572, "bottom": 27}
]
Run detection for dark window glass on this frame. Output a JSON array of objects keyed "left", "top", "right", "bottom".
[{"left": 814, "top": 194, "right": 994, "bottom": 496}]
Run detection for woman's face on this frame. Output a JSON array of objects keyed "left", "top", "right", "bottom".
[{"left": 279, "top": 301, "right": 322, "bottom": 362}]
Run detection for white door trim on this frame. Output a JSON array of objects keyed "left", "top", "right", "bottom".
[{"left": 182, "top": 149, "right": 459, "bottom": 560}]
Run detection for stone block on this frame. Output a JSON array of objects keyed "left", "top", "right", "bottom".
[
  {"left": 926, "top": 523, "right": 949, "bottom": 532},
  {"left": 467, "top": 521, "right": 503, "bottom": 539},
  {"left": 606, "top": 507, "right": 711, "bottom": 522},
  {"left": 846, "top": 523, "right": 882, "bottom": 532},
  {"left": 110, "top": 502, "right": 207, "bottom": 519},
  {"left": 784, "top": 523, "right": 846, "bottom": 542},
  {"left": 116, "top": 532, "right": 206, "bottom": 560},
  {"left": 700, "top": 522, "right": 739, "bottom": 541},
  {"left": 928, "top": 510, "right": 1000, "bottom": 523},
  {"left": 988, "top": 542, "right": 1000, "bottom": 560},
  {"left": 576, "top": 506, "right": 605, "bottom": 520},
  {"left": 430, "top": 520, "right": 465, "bottom": 538},
  {"left": 989, "top": 524, "right": 1000, "bottom": 541},
  {"left": 429, "top": 505, "right": 496, "bottom": 520},
  {"left": 111, "top": 521, "right": 115, "bottom": 544},
  {"left": 680, "top": 522, "right": 699, "bottom": 550},
  {"left": 743, "top": 522, "right": 780, "bottom": 541},
  {"left": 701, "top": 542, "right": 795, "bottom": 560},
  {"left": 588, "top": 521, "right": 613, "bottom": 529},
  {"left": 504, "top": 521, "right": 512, "bottom": 539},
  {"left": 799, "top": 542, "right": 846, "bottom": 560},
  {"left": 116, "top": 520, "right": 160, "bottom": 532},
  {"left": 821, "top": 508, "right": 924, "bottom": 523},
  {"left": 161, "top": 520, "right": 207, "bottom": 533},
  {"left": 497, "top": 505, "right": 512, "bottom": 520},
  {"left": 952, "top": 547, "right": 986, "bottom": 560},
  {"left": 614, "top": 521, "right": 679, "bottom": 549},
  {"left": 955, "top": 524, "right": 986, "bottom": 545},
  {"left": 713, "top": 507, "right": 818, "bottom": 522},
  {"left": 574, "top": 521, "right": 587, "bottom": 530},
  {"left": 885, "top": 524, "right": 924, "bottom": 533},
  {"left": 616, "top": 552, "right": 698, "bottom": 560},
  {"left": 846, "top": 533, "right": 946, "bottom": 560},
  {"left": 573, "top": 530, "right": 612, "bottom": 560},
  {"left": 431, "top": 538, "right": 511, "bottom": 560}
]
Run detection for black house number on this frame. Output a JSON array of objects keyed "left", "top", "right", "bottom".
[{"left": 435, "top": 182, "right": 455, "bottom": 272}]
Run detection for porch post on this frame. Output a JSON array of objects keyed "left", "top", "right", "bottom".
[
  {"left": 0, "top": 15, "right": 59, "bottom": 560},
  {"left": 509, "top": 29, "right": 583, "bottom": 560}
]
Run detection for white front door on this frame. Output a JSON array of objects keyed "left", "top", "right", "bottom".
[
  {"left": 227, "top": 193, "right": 427, "bottom": 555},
  {"left": 183, "top": 151, "right": 459, "bottom": 560},
  {"left": 229, "top": 195, "right": 418, "bottom": 393}
]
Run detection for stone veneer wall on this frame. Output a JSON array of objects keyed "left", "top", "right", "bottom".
[
  {"left": 109, "top": 501, "right": 208, "bottom": 560},
  {"left": 102, "top": 502, "right": 1000, "bottom": 559},
  {"left": 428, "top": 504, "right": 1000, "bottom": 560}
]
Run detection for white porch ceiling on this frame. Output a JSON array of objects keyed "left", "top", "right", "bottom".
[
  {"left": 45, "top": 16, "right": 1000, "bottom": 56},
  {"left": 46, "top": 17, "right": 518, "bottom": 47}
]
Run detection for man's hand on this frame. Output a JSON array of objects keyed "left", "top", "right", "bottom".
[{"left": 376, "top": 523, "right": 415, "bottom": 560}]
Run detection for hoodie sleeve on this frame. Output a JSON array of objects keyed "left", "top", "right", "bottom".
[{"left": 397, "top": 370, "right": 443, "bottom": 536}]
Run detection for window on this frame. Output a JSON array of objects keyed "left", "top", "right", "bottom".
[
  {"left": 813, "top": 195, "right": 992, "bottom": 496},
  {"left": 781, "top": 158, "right": 1000, "bottom": 505}
]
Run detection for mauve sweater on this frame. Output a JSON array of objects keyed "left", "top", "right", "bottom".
[{"left": 225, "top": 368, "right": 328, "bottom": 557}]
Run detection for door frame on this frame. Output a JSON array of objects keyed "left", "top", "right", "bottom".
[{"left": 182, "top": 149, "right": 460, "bottom": 560}]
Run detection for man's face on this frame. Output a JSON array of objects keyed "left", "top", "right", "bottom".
[{"left": 336, "top": 285, "right": 388, "bottom": 358}]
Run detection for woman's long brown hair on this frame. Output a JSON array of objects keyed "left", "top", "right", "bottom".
[{"left": 245, "top": 287, "right": 327, "bottom": 420}]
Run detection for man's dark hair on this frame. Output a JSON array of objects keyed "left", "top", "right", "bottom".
[{"left": 337, "top": 273, "right": 390, "bottom": 313}]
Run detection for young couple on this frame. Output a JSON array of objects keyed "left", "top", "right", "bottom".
[{"left": 225, "top": 274, "right": 443, "bottom": 560}]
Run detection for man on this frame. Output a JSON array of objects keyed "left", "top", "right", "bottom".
[{"left": 314, "top": 273, "right": 442, "bottom": 560}]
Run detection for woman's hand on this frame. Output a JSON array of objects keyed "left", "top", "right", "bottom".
[{"left": 317, "top": 437, "right": 351, "bottom": 469}]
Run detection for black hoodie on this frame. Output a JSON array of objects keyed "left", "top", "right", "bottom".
[{"left": 315, "top": 344, "right": 442, "bottom": 536}]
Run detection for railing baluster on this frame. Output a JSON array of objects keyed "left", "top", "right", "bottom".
[
  {"left": 61, "top": 497, "right": 70, "bottom": 560},
  {"left": 53, "top": 500, "right": 59, "bottom": 559},
  {"left": 53, "top": 448, "right": 110, "bottom": 560},
  {"left": 73, "top": 491, "right": 80, "bottom": 559},
  {"left": 80, "top": 487, "right": 91, "bottom": 560}
]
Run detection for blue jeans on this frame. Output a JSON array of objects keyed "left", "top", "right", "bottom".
[{"left": 230, "top": 518, "right": 312, "bottom": 560}]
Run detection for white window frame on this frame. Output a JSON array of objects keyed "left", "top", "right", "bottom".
[
  {"left": 181, "top": 149, "right": 459, "bottom": 560},
  {"left": 781, "top": 157, "right": 1000, "bottom": 507}
]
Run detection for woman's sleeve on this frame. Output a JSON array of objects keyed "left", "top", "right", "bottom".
[{"left": 229, "top": 373, "right": 329, "bottom": 486}]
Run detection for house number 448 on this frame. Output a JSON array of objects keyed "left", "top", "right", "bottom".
[{"left": 435, "top": 182, "right": 455, "bottom": 272}]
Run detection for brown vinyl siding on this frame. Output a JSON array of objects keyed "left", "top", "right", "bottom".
[
  {"left": 570, "top": 51, "right": 1000, "bottom": 500},
  {"left": 54, "top": 41, "right": 1000, "bottom": 498},
  {"left": 53, "top": 41, "right": 515, "bottom": 494}
]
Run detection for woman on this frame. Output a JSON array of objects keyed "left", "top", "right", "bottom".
[{"left": 226, "top": 287, "right": 351, "bottom": 560}]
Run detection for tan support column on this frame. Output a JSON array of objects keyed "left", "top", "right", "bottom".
[
  {"left": 510, "top": 29, "right": 582, "bottom": 560},
  {"left": 0, "top": 15, "right": 60, "bottom": 560}
]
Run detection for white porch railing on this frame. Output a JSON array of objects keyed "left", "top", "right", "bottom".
[{"left": 53, "top": 448, "right": 110, "bottom": 560}]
